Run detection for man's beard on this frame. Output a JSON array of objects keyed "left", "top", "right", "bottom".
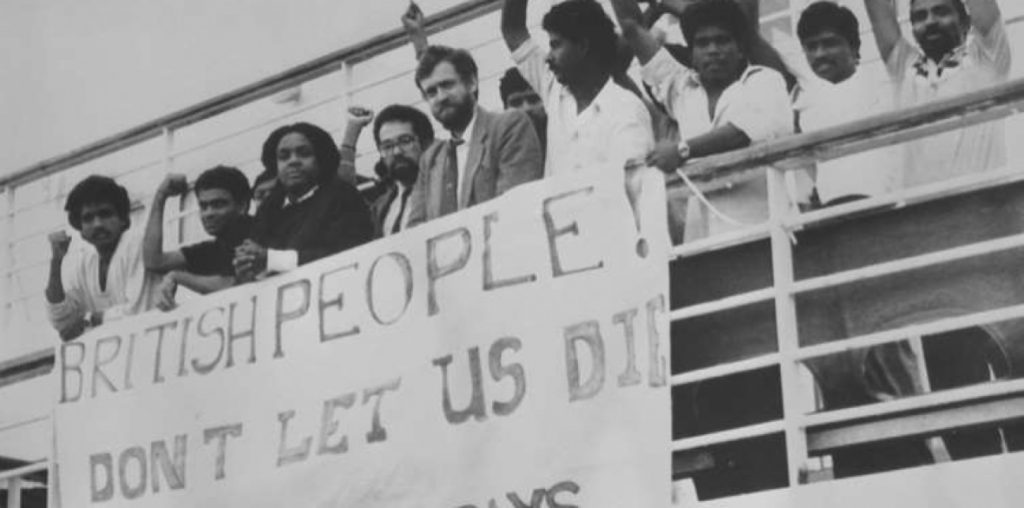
[
  {"left": 918, "top": 28, "right": 962, "bottom": 61},
  {"left": 436, "top": 98, "right": 473, "bottom": 132},
  {"left": 387, "top": 155, "right": 419, "bottom": 184}
]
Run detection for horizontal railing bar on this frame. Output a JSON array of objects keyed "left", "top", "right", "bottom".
[
  {"left": 801, "top": 377, "right": 1024, "bottom": 429},
  {"left": 0, "top": 348, "right": 55, "bottom": 389},
  {"left": 669, "top": 287, "right": 776, "bottom": 321},
  {"left": 670, "top": 353, "right": 781, "bottom": 387},
  {"left": 785, "top": 165, "right": 1024, "bottom": 231},
  {"left": 165, "top": 94, "right": 345, "bottom": 162},
  {"left": 0, "top": 461, "right": 47, "bottom": 483},
  {"left": 671, "top": 420, "right": 786, "bottom": 452},
  {"left": 670, "top": 224, "right": 770, "bottom": 259},
  {"left": 668, "top": 77, "right": 1024, "bottom": 192},
  {"left": 791, "top": 232, "right": 1024, "bottom": 295},
  {"left": 808, "top": 392, "right": 1024, "bottom": 454},
  {"left": 0, "top": 415, "right": 49, "bottom": 435},
  {"left": 794, "top": 303, "right": 1024, "bottom": 363}
]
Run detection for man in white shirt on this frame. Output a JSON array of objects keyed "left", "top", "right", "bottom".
[
  {"left": 338, "top": 104, "right": 435, "bottom": 237},
  {"left": 45, "top": 176, "right": 160, "bottom": 341},
  {"left": 791, "top": 1, "right": 900, "bottom": 206},
  {"left": 616, "top": 0, "right": 793, "bottom": 241},
  {"left": 864, "top": 0, "right": 1011, "bottom": 186},
  {"left": 501, "top": 0, "right": 655, "bottom": 177},
  {"left": 406, "top": 46, "right": 544, "bottom": 225}
]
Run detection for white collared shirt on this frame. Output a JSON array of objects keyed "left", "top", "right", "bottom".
[
  {"left": 641, "top": 47, "right": 792, "bottom": 143},
  {"left": 512, "top": 38, "right": 654, "bottom": 177},
  {"left": 283, "top": 184, "right": 318, "bottom": 207},
  {"left": 887, "top": 21, "right": 1011, "bottom": 187},
  {"left": 450, "top": 110, "right": 477, "bottom": 198},
  {"left": 47, "top": 231, "right": 161, "bottom": 337},
  {"left": 790, "top": 60, "right": 900, "bottom": 204},
  {"left": 640, "top": 47, "right": 793, "bottom": 240}
]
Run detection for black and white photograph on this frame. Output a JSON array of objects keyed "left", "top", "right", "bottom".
[{"left": 1, "top": 0, "right": 1023, "bottom": 506}]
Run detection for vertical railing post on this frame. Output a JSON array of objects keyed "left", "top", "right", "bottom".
[
  {"left": 2, "top": 185, "right": 14, "bottom": 334},
  {"left": 159, "top": 126, "right": 183, "bottom": 248},
  {"left": 766, "top": 166, "right": 809, "bottom": 487},
  {"left": 8, "top": 476, "right": 22, "bottom": 508}
]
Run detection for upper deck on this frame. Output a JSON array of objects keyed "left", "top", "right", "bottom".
[{"left": 4, "top": 1, "right": 1024, "bottom": 506}]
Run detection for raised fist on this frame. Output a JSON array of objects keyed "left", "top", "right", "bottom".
[
  {"left": 347, "top": 106, "right": 375, "bottom": 128},
  {"left": 48, "top": 230, "right": 72, "bottom": 259},
  {"left": 157, "top": 173, "right": 188, "bottom": 198},
  {"left": 401, "top": 1, "right": 425, "bottom": 32}
]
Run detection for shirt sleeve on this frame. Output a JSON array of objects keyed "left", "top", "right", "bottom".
[
  {"left": 46, "top": 254, "right": 86, "bottom": 336},
  {"left": 266, "top": 249, "right": 299, "bottom": 273},
  {"left": 727, "top": 67, "right": 794, "bottom": 142},
  {"left": 608, "top": 99, "right": 655, "bottom": 172},
  {"left": 511, "top": 38, "right": 554, "bottom": 108},
  {"left": 970, "top": 19, "right": 1012, "bottom": 78},
  {"left": 639, "top": 47, "right": 695, "bottom": 123},
  {"left": 885, "top": 37, "right": 919, "bottom": 81}
]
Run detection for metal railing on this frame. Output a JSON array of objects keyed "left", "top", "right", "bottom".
[
  {"left": 3, "top": 2, "right": 1024, "bottom": 505},
  {"left": 666, "top": 77, "right": 1024, "bottom": 491}
]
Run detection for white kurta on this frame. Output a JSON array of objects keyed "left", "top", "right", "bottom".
[
  {"left": 47, "top": 231, "right": 161, "bottom": 337},
  {"left": 888, "top": 21, "right": 1012, "bottom": 187}
]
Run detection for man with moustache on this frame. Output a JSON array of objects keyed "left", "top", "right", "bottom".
[
  {"left": 45, "top": 176, "right": 161, "bottom": 340},
  {"left": 406, "top": 45, "right": 543, "bottom": 225},
  {"left": 143, "top": 166, "right": 254, "bottom": 310},
  {"left": 864, "top": 0, "right": 1010, "bottom": 186},
  {"left": 502, "top": 0, "right": 654, "bottom": 177},
  {"left": 337, "top": 104, "right": 435, "bottom": 236}
]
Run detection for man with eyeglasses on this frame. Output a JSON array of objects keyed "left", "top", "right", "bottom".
[{"left": 338, "top": 104, "right": 435, "bottom": 237}]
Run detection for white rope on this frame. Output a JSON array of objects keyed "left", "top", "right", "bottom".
[{"left": 674, "top": 168, "right": 757, "bottom": 228}]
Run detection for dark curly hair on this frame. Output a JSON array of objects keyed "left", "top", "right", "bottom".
[
  {"left": 195, "top": 165, "right": 251, "bottom": 205},
  {"left": 680, "top": 0, "right": 752, "bottom": 54},
  {"left": 64, "top": 175, "right": 131, "bottom": 231},
  {"left": 798, "top": 1, "right": 861, "bottom": 57},
  {"left": 499, "top": 67, "right": 535, "bottom": 107},
  {"left": 542, "top": 0, "right": 618, "bottom": 73},
  {"left": 373, "top": 104, "right": 435, "bottom": 149},
  {"left": 260, "top": 122, "right": 340, "bottom": 184},
  {"left": 415, "top": 45, "right": 479, "bottom": 91}
]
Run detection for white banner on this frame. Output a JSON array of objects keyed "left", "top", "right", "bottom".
[{"left": 53, "top": 170, "right": 671, "bottom": 507}]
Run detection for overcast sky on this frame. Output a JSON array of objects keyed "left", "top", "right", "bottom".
[{"left": 0, "top": 0, "right": 463, "bottom": 178}]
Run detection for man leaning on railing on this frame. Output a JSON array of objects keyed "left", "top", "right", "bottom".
[
  {"left": 613, "top": 0, "right": 793, "bottom": 241},
  {"left": 143, "top": 166, "right": 254, "bottom": 311},
  {"left": 45, "top": 176, "right": 161, "bottom": 341}
]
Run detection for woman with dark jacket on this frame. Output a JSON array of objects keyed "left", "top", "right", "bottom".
[{"left": 234, "top": 122, "right": 374, "bottom": 281}]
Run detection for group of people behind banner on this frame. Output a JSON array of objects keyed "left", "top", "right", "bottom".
[{"left": 44, "top": 0, "right": 1014, "bottom": 496}]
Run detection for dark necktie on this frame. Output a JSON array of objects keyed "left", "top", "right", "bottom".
[
  {"left": 440, "top": 137, "right": 463, "bottom": 217},
  {"left": 391, "top": 188, "right": 410, "bottom": 234}
]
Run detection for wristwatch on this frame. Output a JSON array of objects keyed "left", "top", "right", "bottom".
[{"left": 677, "top": 140, "right": 691, "bottom": 162}]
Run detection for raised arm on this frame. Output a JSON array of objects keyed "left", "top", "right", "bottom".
[
  {"left": 966, "top": 0, "right": 1002, "bottom": 35},
  {"left": 143, "top": 174, "right": 188, "bottom": 273},
  {"left": 45, "top": 230, "right": 88, "bottom": 340},
  {"left": 401, "top": 2, "right": 429, "bottom": 60},
  {"left": 501, "top": 0, "right": 531, "bottom": 53},
  {"left": 611, "top": 0, "right": 664, "bottom": 64},
  {"left": 863, "top": 0, "right": 902, "bottom": 62},
  {"left": 338, "top": 106, "right": 375, "bottom": 185}
]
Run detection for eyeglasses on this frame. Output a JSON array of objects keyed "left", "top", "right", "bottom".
[{"left": 379, "top": 135, "right": 419, "bottom": 153}]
